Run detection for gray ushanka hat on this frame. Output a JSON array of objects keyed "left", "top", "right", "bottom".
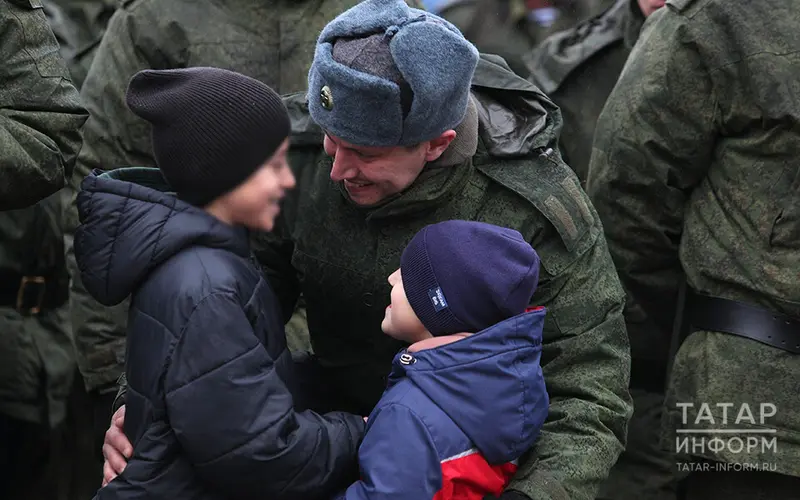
[{"left": 307, "top": 0, "right": 479, "bottom": 147}]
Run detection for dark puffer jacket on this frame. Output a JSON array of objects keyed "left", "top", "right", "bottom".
[{"left": 74, "top": 167, "right": 365, "bottom": 500}]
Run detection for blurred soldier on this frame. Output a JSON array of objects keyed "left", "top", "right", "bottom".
[
  {"left": 1, "top": 0, "right": 87, "bottom": 210},
  {"left": 0, "top": 2, "right": 86, "bottom": 498},
  {"left": 42, "top": 0, "right": 117, "bottom": 89},
  {"left": 421, "top": 0, "right": 615, "bottom": 76},
  {"left": 61, "top": 0, "right": 423, "bottom": 492},
  {"left": 588, "top": 0, "right": 800, "bottom": 498},
  {"left": 526, "top": 0, "right": 666, "bottom": 186}
]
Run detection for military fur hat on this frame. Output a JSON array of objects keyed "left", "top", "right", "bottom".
[{"left": 307, "top": 0, "right": 479, "bottom": 147}]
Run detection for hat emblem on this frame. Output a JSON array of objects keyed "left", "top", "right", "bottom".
[{"left": 320, "top": 85, "right": 334, "bottom": 110}]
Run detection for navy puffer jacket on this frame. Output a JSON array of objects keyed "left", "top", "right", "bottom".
[{"left": 74, "top": 167, "right": 365, "bottom": 500}]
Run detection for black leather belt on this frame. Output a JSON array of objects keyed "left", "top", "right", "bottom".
[
  {"left": 0, "top": 270, "right": 68, "bottom": 315},
  {"left": 682, "top": 288, "right": 800, "bottom": 354}
]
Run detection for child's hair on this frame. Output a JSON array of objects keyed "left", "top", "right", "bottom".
[
  {"left": 400, "top": 220, "right": 540, "bottom": 336},
  {"left": 126, "top": 66, "right": 289, "bottom": 207}
]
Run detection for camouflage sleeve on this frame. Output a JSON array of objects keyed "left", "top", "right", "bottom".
[
  {"left": 64, "top": 2, "right": 188, "bottom": 393},
  {"left": 508, "top": 220, "right": 632, "bottom": 500},
  {"left": 0, "top": 0, "right": 87, "bottom": 210},
  {"left": 585, "top": 8, "right": 714, "bottom": 380}
]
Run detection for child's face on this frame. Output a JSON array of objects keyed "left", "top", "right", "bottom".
[
  {"left": 382, "top": 269, "right": 429, "bottom": 343},
  {"left": 214, "top": 139, "right": 295, "bottom": 231}
]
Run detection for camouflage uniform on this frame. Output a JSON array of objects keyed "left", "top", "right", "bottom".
[
  {"left": 526, "top": 0, "right": 645, "bottom": 186},
  {"left": 587, "top": 0, "right": 800, "bottom": 497},
  {"left": 0, "top": 2, "right": 86, "bottom": 497},
  {"left": 1, "top": 0, "right": 87, "bottom": 211},
  {"left": 248, "top": 55, "right": 632, "bottom": 500},
  {"left": 42, "top": 0, "right": 117, "bottom": 89},
  {"left": 427, "top": 0, "right": 616, "bottom": 76},
  {"left": 528, "top": 3, "right": 678, "bottom": 500}
]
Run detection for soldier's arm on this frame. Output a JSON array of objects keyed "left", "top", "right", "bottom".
[
  {"left": 508, "top": 219, "right": 632, "bottom": 500},
  {"left": 585, "top": 8, "right": 714, "bottom": 378},
  {"left": 64, "top": 2, "right": 189, "bottom": 394},
  {"left": 0, "top": 0, "right": 88, "bottom": 210}
]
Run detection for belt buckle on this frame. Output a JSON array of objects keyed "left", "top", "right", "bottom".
[{"left": 16, "top": 276, "right": 46, "bottom": 315}]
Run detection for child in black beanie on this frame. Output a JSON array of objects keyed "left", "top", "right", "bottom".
[
  {"left": 336, "top": 220, "right": 550, "bottom": 500},
  {"left": 73, "top": 67, "right": 365, "bottom": 500}
]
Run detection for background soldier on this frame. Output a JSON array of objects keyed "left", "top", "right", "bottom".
[
  {"left": 526, "top": 0, "right": 665, "bottom": 186},
  {"left": 588, "top": 0, "right": 800, "bottom": 498},
  {"left": 422, "top": 0, "right": 615, "bottom": 76},
  {"left": 0, "top": 1, "right": 87, "bottom": 498}
]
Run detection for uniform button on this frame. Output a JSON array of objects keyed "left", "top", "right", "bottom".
[{"left": 362, "top": 292, "right": 374, "bottom": 307}]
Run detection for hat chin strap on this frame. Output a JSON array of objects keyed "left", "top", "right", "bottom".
[{"left": 430, "top": 94, "right": 479, "bottom": 168}]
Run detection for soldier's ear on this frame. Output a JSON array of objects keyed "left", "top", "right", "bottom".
[{"left": 424, "top": 130, "right": 457, "bottom": 162}]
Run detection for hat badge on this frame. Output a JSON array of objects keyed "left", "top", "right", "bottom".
[{"left": 320, "top": 85, "right": 334, "bottom": 110}]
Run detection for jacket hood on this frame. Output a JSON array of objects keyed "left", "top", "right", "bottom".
[
  {"left": 284, "top": 53, "right": 563, "bottom": 157},
  {"left": 389, "top": 308, "right": 549, "bottom": 463},
  {"left": 74, "top": 167, "right": 250, "bottom": 306}
]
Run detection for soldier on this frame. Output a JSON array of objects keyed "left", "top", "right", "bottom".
[
  {"left": 100, "top": 0, "right": 632, "bottom": 498},
  {"left": 526, "top": 0, "right": 666, "bottom": 186},
  {"left": 422, "top": 0, "right": 616, "bottom": 76},
  {"left": 0, "top": 2, "right": 86, "bottom": 497},
  {"left": 61, "top": 0, "right": 423, "bottom": 491},
  {"left": 587, "top": 0, "right": 800, "bottom": 498},
  {"left": 42, "top": 0, "right": 117, "bottom": 89},
  {"left": 1, "top": 0, "right": 87, "bottom": 210}
]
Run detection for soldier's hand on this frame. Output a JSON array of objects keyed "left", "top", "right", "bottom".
[{"left": 102, "top": 405, "right": 133, "bottom": 486}]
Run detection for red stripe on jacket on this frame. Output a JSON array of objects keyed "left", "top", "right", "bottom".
[{"left": 434, "top": 449, "right": 518, "bottom": 500}]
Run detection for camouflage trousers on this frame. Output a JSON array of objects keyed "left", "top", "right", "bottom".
[{"left": 597, "top": 389, "right": 678, "bottom": 500}]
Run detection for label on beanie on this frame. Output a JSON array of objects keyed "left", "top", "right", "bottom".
[{"left": 428, "top": 287, "right": 449, "bottom": 312}]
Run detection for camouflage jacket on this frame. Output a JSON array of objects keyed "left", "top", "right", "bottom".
[
  {"left": 429, "top": 0, "right": 617, "bottom": 76},
  {"left": 42, "top": 0, "right": 117, "bottom": 89},
  {"left": 0, "top": 192, "right": 74, "bottom": 428},
  {"left": 63, "top": 0, "right": 382, "bottom": 393},
  {"left": 254, "top": 55, "right": 632, "bottom": 500},
  {"left": 1, "top": 0, "right": 87, "bottom": 210},
  {"left": 587, "top": 0, "right": 800, "bottom": 474},
  {"left": 526, "top": 0, "right": 645, "bottom": 186}
]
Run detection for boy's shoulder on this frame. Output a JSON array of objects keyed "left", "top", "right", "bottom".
[
  {"left": 134, "top": 245, "right": 261, "bottom": 325},
  {"left": 371, "top": 376, "right": 469, "bottom": 458}
]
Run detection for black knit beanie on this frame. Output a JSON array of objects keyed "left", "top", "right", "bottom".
[{"left": 126, "top": 67, "right": 290, "bottom": 207}]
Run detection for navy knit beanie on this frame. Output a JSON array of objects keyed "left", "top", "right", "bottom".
[
  {"left": 307, "top": 0, "right": 479, "bottom": 147},
  {"left": 126, "top": 67, "right": 290, "bottom": 207},
  {"left": 400, "top": 221, "right": 541, "bottom": 336}
]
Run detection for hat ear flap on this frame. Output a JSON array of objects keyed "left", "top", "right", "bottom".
[{"left": 390, "top": 21, "right": 479, "bottom": 142}]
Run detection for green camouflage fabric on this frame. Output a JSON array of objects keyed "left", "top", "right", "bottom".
[
  {"left": 63, "top": 0, "right": 419, "bottom": 393},
  {"left": 0, "top": 192, "right": 74, "bottom": 428},
  {"left": 587, "top": 0, "right": 800, "bottom": 478},
  {"left": 252, "top": 55, "right": 632, "bottom": 500},
  {"left": 42, "top": 0, "right": 117, "bottom": 89},
  {"left": 526, "top": 0, "right": 644, "bottom": 187},
  {"left": 434, "top": 0, "right": 616, "bottom": 76},
  {"left": 1, "top": 0, "right": 87, "bottom": 211},
  {"left": 528, "top": 3, "right": 677, "bottom": 499}
]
